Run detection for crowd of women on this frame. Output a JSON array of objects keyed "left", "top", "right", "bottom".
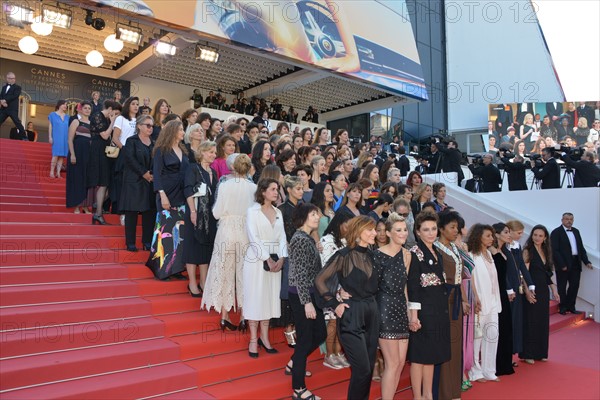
[{"left": 55, "top": 98, "right": 560, "bottom": 400}]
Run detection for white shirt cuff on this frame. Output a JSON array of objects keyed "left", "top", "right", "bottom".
[
  {"left": 408, "top": 301, "right": 421, "bottom": 310},
  {"left": 507, "top": 289, "right": 515, "bottom": 295},
  {"left": 529, "top": 285, "right": 535, "bottom": 291}
]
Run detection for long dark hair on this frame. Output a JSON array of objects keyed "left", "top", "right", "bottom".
[
  {"left": 121, "top": 96, "right": 139, "bottom": 119},
  {"left": 523, "top": 224, "right": 553, "bottom": 270},
  {"left": 251, "top": 140, "right": 272, "bottom": 168},
  {"left": 311, "top": 182, "right": 333, "bottom": 214},
  {"left": 466, "top": 223, "right": 494, "bottom": 255},
  {"left": 323, "top": 212, "right": 354, "bottom": 248}
]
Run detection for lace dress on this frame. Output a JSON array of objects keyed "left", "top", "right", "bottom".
[{"left": 374, "top": 249, "right": 409, "bottom": 340}]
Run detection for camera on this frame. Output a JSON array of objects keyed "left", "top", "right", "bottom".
[
  {"left": 467, "top": 154, "right": 485, "bottom": 166},
  {"left": 557, "top": 145, "right": 585, "bottom": 161},
  {"left": 498, "top": 149, "right": 515, "bottom": 160}
]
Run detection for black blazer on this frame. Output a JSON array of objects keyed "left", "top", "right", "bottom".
[
  {"left": 550, "top": 226, "right": 590, "bottom": 271},
  {"left": 503, "top": 246, "right": 534, "bottom": 293},
  {"left": 120, "top": 135, "right": 155, "bottom": 212},
  {"left": 468, "top": 164, "right": 502, "bottom": 192},
  {"left": 501, "top": 157, "right": 528, "bottom": 191},
  {"left": 546, "top": 102, "right": 563, "bottom": 120},
  {"left": 532, "top": 158, "right": 560, "bottom": 189},
  {"left": 438, "top": 144, "right": 465, "bottom": 182},
  {"left": 562, "top": 156, "right": 600, "bottom": 187},
  {"left": 395, "top": 155, "right": 410, "bottom": 177},
  {"left": 0, "top": 83, "right": 22, "bottom": 112}
]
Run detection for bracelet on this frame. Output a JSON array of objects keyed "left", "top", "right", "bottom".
[{"left": 191, "top": 210, "right": 197, "bottom": 213}]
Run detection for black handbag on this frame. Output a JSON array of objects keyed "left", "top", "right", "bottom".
[{"left": 263, "top": 254, "right": 279, "bottom": 271}]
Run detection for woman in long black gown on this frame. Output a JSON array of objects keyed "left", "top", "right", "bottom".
[
  {"left": 146, "top": 120, "right": 190, "bottom": 280},
  {"left": 66, "top": 102, "right": 93, "bottom": 214},
  {"left": 183, "top": 141, "right": 218, "bottom": 296},
  {"left": 88, "top": 100, "right": 121, "bottom": 225},
  {"left": 491, "top": 223, "right": 514, "bottom": 376},
  {"left": 519, "top": 225, "right": 559, "bottom": 363},
  {"left": 315, "top": 216, "right": 379, "bottom": 400}
]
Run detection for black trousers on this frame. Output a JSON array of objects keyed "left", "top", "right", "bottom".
[
  {"left": 124, "top": 210, "right": 155, "bottom": 247},
  {"left": 289, "top": 292, "right": 327, "bottom": 390},
  {"left": 555, "top": 258, "right": 581, "bottom": 311},
  {"left": 0, "top": 109, "right": 25, "bottom": 134},
  {"left": 337, "top": 297, "right": 379, "bottom": 400}
]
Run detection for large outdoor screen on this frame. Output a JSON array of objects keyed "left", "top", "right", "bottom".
[{"left": 95, "top": 0, "right": 427, "bottom": 100}]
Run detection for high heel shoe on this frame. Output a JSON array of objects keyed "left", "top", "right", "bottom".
[
  {"left": 92, "top": 215, "right": 108, "bottom": 225},
  {"left": 188, "top": 284, "right": 202, "bottom": 298},
  {"left": 238, "top": 319, "right": 247, "bottom": 333},
  {"left": 126, "top": 245, "right": 138, "bottom": 252},
  {"left": 257, "top": 338, "right": 278, "bottom": 354},
  {"left": 284, "top": 330, "right": 297, "bottom": 348},
  {"left": 220, "top": 319, "right": 238, "bottom": 332},
  {"left": 248, "top": 339, "right": 258, "bottom": 359},
  {"left": 142, "top": 243, "right": 151, "bottom": 251}
]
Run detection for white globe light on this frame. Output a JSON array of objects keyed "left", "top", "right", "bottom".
[
  {"left": 18, "top": 36, "right": 39, "bottom": 55},
  {"left": 104, "top": 34, "right": 123, "bottom": 53},
  {"left": 31, "top": 16, "right": 53, "bottom": 36},
  {"left": 86, "top": 50, "right": 104, "bottom": 68}
]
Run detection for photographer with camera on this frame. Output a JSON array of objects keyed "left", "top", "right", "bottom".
[
  {"left": 428, "top": 141, "right": 442, "bottom": 174},
  {"left": 500, "top": 151, "right": 529, "bottom": 191},
  {"left": 531, "top": 147, "right": 561, "bottom": 189},
  {"left": 436, "top": 138, "right": 465, "bottom": 185},
  {"left": 468, "top": 153, "right": 502, "bottom": 192},
  {"left": 561, "top": 150, "right": 600, "bottom": 187}
]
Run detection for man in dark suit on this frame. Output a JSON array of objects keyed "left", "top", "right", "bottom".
[
  {"left": 468, "top": 153, "right": 502, "bottom": 192},
  {"left": 395, "top": 146, "right": 410, "bottom": 177},
  {"left": 437, "top": 139, "right": 465, "bottom": 185},
  {"left": 561, "top": 151, "right": 600, "bottom": 187},
  {"left": 516, "top": 102, "right": 534, "bottom": 125},
  {"left": 577, "top": 102, "right": 595, "bottom": 126},
  {"left": 551, "top": 213, "right": 593, "bottom": 314},
  {"left": 531, "top": 148, "right": 560, "bottom": 189},
  {"left": 546, "top": 102, "right": 564, "bottom": 127},
  {"left": 428, "top": 142, "right": 442, "bottom": 174},
  {"left": 0, "top": 72, "right": 26, "bottom": 138},
  {"left": 500, "top": 154, "right": 529, "bottom": 190},
  {"left": 495, "top": 104, "right": 514, "bottom": 135}
]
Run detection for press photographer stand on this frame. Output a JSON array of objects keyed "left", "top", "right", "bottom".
[{"left": 561, "top": 167, "right": 574, "bottom": 188}]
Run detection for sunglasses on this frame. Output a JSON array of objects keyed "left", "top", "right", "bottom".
[
  {"left": 398, "top": 212, "right": 410, "bottom": 218},
  {"left": 260, "top": 130, "right": 268, "bottom": 133},
  {"left": 140, "top": 124, "right": 153, "bottom": 129}
]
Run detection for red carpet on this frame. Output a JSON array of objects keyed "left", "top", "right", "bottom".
[{"left": 1, "top": 140, "right": 597, "bottom": 399}]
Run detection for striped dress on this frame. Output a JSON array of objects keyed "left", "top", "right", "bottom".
[{"left": 458, "top": 246, "right": 475, "bottom": 374}]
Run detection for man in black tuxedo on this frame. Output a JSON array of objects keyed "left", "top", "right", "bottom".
[
  {"left": 428, "top": 142, "right": 442, "bottom": 174},
  {"left": 546, "top": 102, "right": 564, "bottom": 127},
  {"left": 561, "top": 151, "right": 600, "bottom": 187},
  {"left": 0, "top": 72, "right": 26, "bottom": 138},
  {"left": 516, "top": 102, "right": 534, "bottom": 125},
  {"left": 531, "top": 148, "right": 560, "bottom": 189},
  {"left": 550, "top": 213, "right": 593, "bottom": 314},
  {"left": 577, "top": 102, "right": 595, "bottom": 126},
  {"left": 495, "top": 104, "right": 514, "bottom": 135},
  {"left": 395, "top": 146, "right": 410, "bottom": 177},
  {"left": 437, "top": 139, "right": 465, "bottom": 185}
]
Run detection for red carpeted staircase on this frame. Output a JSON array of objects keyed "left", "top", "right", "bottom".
[{"left": 0, "top": 140, "right": 586, "bottom": 400}]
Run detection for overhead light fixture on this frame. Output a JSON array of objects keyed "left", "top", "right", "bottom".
[
  {"left": 195, "top": 44, "right": 219, "bottom": 63},
  {"left": 31, "top": 15, "right": 53, "bottom": 36},
  {"left": 84, "top": 10, "right": 105, "bottom": 31},
  {"left": 18, "top": 36, "right": 39, "bottom": 55},
  {"left": 4, "top": 4, "right": 34, "bottom": 27},
  {"left": 86, "top": 50, "right": 104, "bottom": 67},
  {"left": 116, "top": 23, "right": 142, "bottom": 46},
  {"left": 42, "top": 4, "right": 72, "bottom": 29},
  {"left": 155, "top": 41, "right": 177, "bottom": 56},
  {"left": 104, "top": 34, "right": 124, "bottom": 53}
]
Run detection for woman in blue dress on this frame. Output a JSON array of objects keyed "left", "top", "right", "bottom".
[{"left": 48, "top": 100, "right": 69, "bottom": 178}]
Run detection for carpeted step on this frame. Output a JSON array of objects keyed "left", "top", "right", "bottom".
[
  {"left": 156, "top": 312, "right": 221, "bottom": 337},
  {"left": 0, "top": 235, "right": 128, "bottom": 250},
  {"left": 201, "top": 358, "right": 351, "bottom": 399},
  {"left": 0, "top": 248, "right": 149, "bottom": 266},
  {"left": 0, "top": 264, "right": 129, "bottom": 285},
  {"left": 1, "top": 338, "right": 181, "bottom": 391},
  {"left": 0, "top": 194, "right": 64, "bottom": 205},
  {"left": 152, "top": 388, "right": 216, "bottom": 399},
  {"left": 549, "top": 312, "right": 585, "bottom": 333},
  {"left": 0, "top": 187, "right": 64, "bottom": 197},
  {"left": 0, "top": 211, "right": 121, "bottom": 224},
  {"left": 0, "top": 280, "right": 139, "bottom": 306},
  {"left": 136, "top": 279, "right": 189, "bottom": 296},
  {"left": 2, "top": 223, "right": 138, "bottom": 236},
  {"left": 0, "top": 298, "right": 153, "bottom": 328},
  {"left": 146, "top": 293, "right": 201, "bottom": 315},
  {"left": 549, "top": 300, "right": 559, "bottom": 315},
  {"left": 2, "top": 362, "right": 199, "bottom": 400},
  {"left": 0, "top": 316, "right": 165, "bottom": 358}
]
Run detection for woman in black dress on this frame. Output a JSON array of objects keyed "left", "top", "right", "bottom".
[
  {"left": 89, "top": 100, "right": 121, "bottom": 225},
  {"left": 287, "top": 203, "right": 326, "bottom": 400},
  {"left": 315, "top": 216, "right": 379, "bottom": 400},
  {"left": 407, "top": 212, "right": 450, "bottom": 400},
  {"left": 66, "top": 101, "right": 94, "bottom": 214},
  {"left": 490, "top": 223, "right": 515, "bottom": 376},
  {"left": 120, "top": 115, "right": 156, "bottom": 252},
  {"left": 374, "top": 212, "right": 412, "bottom": 400},
  {"left": 519, "top": 225, "right": 559, "bottom": 364},
  {"left": 146, "top": 120, "right": 190, "bottom": 280},
  {"left": 183, "top": 141, "right": 218, "bottom": 296}
]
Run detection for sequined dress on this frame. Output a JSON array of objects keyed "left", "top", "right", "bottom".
[{"left": 374, "top": 249, "right": 409, "bottom": 340}]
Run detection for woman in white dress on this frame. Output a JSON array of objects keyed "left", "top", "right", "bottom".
[
  {"left": 467, "top": 223, "right": 502, "bottom": 383},
  {"left": 201, "top": 154, "right": 256, "bottom": 332},
  {"left": 244, "top": 178, "right": 288, "bottom": 358}
]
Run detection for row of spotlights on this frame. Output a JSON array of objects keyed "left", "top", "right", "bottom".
[{"left": 4, "top": 4, "right": 73, "bottom": 29}]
